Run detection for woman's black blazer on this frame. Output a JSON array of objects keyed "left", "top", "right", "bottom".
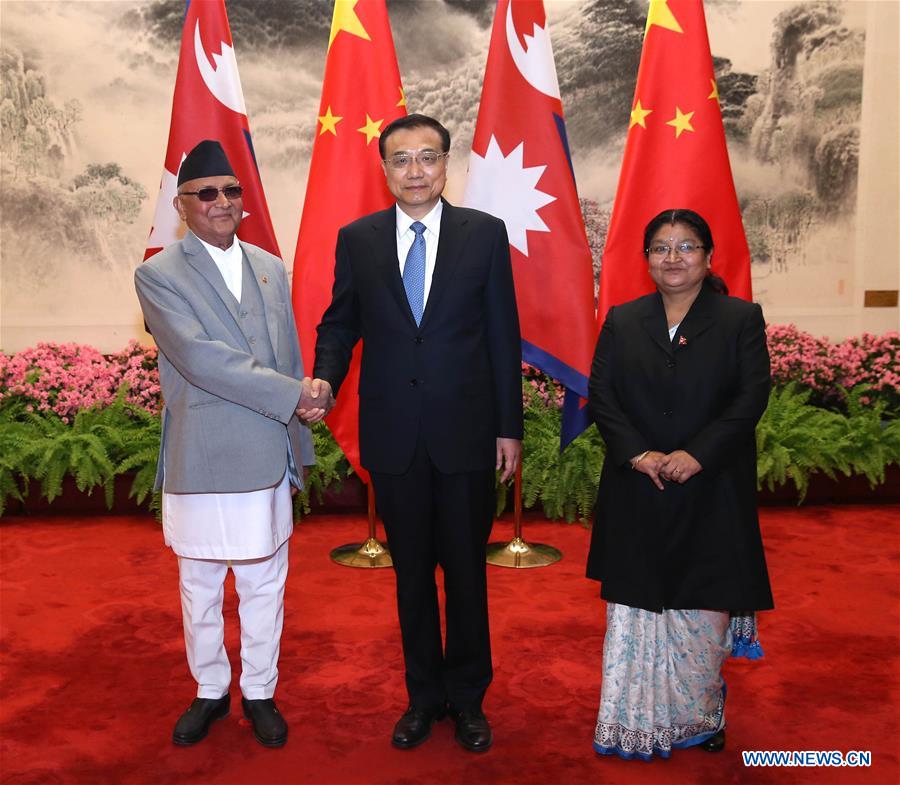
[{"left": 587, "top": 284, "right": 774, "bottom": 613}]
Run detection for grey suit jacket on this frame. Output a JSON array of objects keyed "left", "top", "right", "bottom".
[{"left": 135, "top": 231, "right": 314, "bottom": 493}]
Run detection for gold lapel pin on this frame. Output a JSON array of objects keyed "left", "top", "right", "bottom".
[{"left": 261, "top": 275, "right": 269, "bottom": 284}]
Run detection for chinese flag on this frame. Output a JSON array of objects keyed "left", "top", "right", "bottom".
[
  {"left": 291, "top": 0, "right": 406, "bottom": 482},
  {"left": 463, "top": 0, "right": 597, "bottom": 446},
  {"left": 144, "top": 0, "right": 278, "bottom": 260},
  {"left": 598, "top": 0, "right": 751, "bottom": 320}
]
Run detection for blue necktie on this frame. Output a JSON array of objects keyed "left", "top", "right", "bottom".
[{"left": 403, "top": 221, "right": 427, "bottom": 325}]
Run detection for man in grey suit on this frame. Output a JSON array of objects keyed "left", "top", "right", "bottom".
[{"left": 134, "top": 140, "right": 316, "bottom": 748}]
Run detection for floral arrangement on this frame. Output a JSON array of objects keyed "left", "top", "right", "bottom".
[
  {"left": 0, "top": 325, "right": 897, "bottom": 518},
  {"left": 766, "top": 326, "right": 899, "bottom": 413},
  {"left": 522, "top": 326, "right": 900, "bottom": 417},
  {"left": 0, "top": 341, "right": 161, "bottom": 419}
]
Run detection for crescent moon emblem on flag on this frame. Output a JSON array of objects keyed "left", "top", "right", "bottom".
[
  {"left": 193, "top": 20, "right": 247, "bottom": 115},
  {"left": 504, "top": 3, "right": 560, "bottom": 99}
]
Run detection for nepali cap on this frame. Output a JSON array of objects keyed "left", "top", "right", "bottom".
[{"left": 177, "top": 140, "right": 236, "bottom": 186}]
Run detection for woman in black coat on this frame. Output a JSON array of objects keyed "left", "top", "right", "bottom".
[{"left": 588, "top": 209, "right": 773, "bottom": 761}]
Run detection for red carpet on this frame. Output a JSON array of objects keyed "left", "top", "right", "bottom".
[{"left": 1, "top": 507, "right": 898, "bottom": 785}]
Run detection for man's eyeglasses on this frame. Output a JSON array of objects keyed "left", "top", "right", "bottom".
[
  {"left": 383, "top": 152, "right": 448, "bottom": 170},
  {"left": 178, "top": 185, "right": 244, "bottom": 202},
  {"left": 647, "top": 242, "right": 706, "bottom": 257}
]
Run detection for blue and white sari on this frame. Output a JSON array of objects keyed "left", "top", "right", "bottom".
[{"left": 593, "top": 603, "right": 762, "bottom": 761}]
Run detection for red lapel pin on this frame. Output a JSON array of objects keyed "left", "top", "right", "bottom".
[{"left": 678, "top": 335, "right": 688, "bottom": 346}]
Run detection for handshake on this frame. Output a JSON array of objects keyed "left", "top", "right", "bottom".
[{"left": 295, "top": 377, "right": 335, "bottom": 424}]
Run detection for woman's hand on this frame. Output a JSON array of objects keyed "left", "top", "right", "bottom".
[
  {"left": 659, "top": 450, "right": 702, "bottom": 484},
  {"left": 631, "top": 450, "right": 668, "bottom": 491}
]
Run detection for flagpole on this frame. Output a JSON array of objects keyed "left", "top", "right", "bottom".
[
  {"left": 330, "top": 482, "right": 392, "bottom": 568},
  {"left": 294, "top": 0, "right": 406, "bottom": 575},
  {"left": 486, "top": 463, "right": 561, "bottom": 569}
]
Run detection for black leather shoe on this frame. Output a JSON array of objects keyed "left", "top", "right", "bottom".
[
  {"left": 702, "top": 729, "right": 726, "bottom": 752},
  {"left": 172, "top": 695, "right": 230, "bottom": 745},
  {"left": 391, "top": 706, "right": 446, "bottom": 749},
  {"left": 242, "top": 698, "right": 288, "bottom": 748},
  {"left": 450, "top": 708, "right": 493, "bottom": 753}
]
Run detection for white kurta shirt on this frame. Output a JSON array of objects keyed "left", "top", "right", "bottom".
[
  {"left": 198, "top": 236, "right": 243, "bottom": 302},
  {"left": 396, "top": 200, "right": 442, "bottom": 306},
  {"left": 162, "top": 470, "right": 293, "bottom": 561},
  {"left": 161, "top": 238, "right": 293, "bottom": 561}
]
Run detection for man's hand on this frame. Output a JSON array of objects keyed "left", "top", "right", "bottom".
[
  {"left": 296, "top": 377, "right": 334, "bottom": 423},
  {"left": 496, "top": 438, "right": 522, "bottom": 484},
  {"left": 631, "top": 450, "right": 668, "bottom": 491},
  {"left": 659, "top": 450, "right": 702, "bottom": 484}
]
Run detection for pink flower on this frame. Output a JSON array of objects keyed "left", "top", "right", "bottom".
[
  {"left": 0, "top": 341, "right": 161, "bottom": 418},
  {"left": 766, "top": 325, "right": 899, "bottom": 412}
]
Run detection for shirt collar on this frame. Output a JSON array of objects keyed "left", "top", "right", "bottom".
[
  {"left": 396, "top": 199, "right": 443, "bottom": 236},
  {"left": 197, "top": 235, "right": 241, "bottom": 264}
]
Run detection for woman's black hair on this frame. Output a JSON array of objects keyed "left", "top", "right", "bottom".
[{"left": 642, "top": 208, "right": 728, "bottom": 295}]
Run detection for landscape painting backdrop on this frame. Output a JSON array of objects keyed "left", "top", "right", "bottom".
[{"left": 2, "top": 0, "right": 892, "bottom": 351}]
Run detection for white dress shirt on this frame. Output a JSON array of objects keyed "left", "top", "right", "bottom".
[
  {"left": 396, "top": 200, "right": 442, "bottom": 307},
  {"left": 198, "top": 236, "right": 243, "bottom": 302}
]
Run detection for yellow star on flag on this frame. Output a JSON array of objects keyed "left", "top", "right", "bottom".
[
  {"left": 396, "top": 86, "right": 406, "bottom": 108},
  {"left": 318, "top": 106, "right": 343, "bottom": 136},
  {"left": 629, "top": 99, "right": 652, "bottom": 130},
  {"left": 708, "top": 78, "right": 719, "bottom": 103},
  {"left": 329, "top": 0, "right": 371, "bottom": 51},
  {"left": 666, "top": 107, "right": 695, "bottom": 138},
  {"left": 645, "top": 0, "right": 683, "bottom": 35},
  {"left": 357, "top": 114, "right": 384, "bottom": 145}
]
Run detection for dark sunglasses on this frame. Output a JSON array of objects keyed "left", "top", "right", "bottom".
[{"left": 179, "top": 185, "right": 243, "bottom": 202}]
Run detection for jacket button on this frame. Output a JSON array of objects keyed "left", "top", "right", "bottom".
[
  {"left": 666, "top": 359, "right": 675, "bottom": 368},
  {"left": 414, "top": 336, "right": 423, "bottom": 344},
  {"left": 249, "top": 336, "right": 257, "bottom": 344},
  {"left": 409, "top": 378, "right": 418, "bottom": 386},
  {"left": 663, "top": 410, "right": 672, "bottom": 417}
]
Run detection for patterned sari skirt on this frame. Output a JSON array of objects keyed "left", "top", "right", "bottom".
[{"left": 593, "top": 602, "right": 758, "bottom": 761}]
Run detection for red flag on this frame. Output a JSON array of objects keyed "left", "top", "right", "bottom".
[
  {"left": 463, "top": 0, "right": 597, "bottom": 445},
  {"left": 292, "top": 0, "right": 406, "bottom": 482},
  {"left": 598, "top": 0, "right": 751, "bottom": 320},
  {"left": 144, "top": 0, "right": 278, "bottom": 260}
]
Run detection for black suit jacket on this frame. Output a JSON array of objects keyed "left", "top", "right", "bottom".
[
  {"left": 586, "top": 284, "right": 774, "bottom": 612},
  {"left": 313, "top": 201, "right": 523, "bottom": 475}
]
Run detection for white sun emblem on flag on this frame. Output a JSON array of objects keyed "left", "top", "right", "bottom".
[{"left": 464, "top": 136, "right": 556, "bottom": 256}]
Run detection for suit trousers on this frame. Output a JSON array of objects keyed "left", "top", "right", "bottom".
[
  {"left": 371, "top": 437, "right": 496, "bottom": 712},
  {"left": 177, "top": 540, "right": 289, "bottom": 700}
]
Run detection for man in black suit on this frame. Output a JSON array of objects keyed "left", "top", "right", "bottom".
[{"left": 304, "top": 114, "right": 522, "bottom": 752}]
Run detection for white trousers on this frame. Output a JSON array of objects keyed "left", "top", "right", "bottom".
[{"left": 177, "top": 540, "right": 289, "bottom": 700}]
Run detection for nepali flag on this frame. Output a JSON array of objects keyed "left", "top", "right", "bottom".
[
  {"left": 291, "top": 0, "right": 406, "bottom": 483},
  {"left": 463, "top": 0, "right": 597, "bottom": 447},
  {"left": 144, "top": 0, "right": 278, "bottom": 260},
  {"left": 599, "top": 0, "right": 752, "bottom": 319}
]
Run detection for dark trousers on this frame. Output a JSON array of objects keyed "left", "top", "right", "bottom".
[{"left": 371, "top": 438, "right": 496, "bottom": 712}]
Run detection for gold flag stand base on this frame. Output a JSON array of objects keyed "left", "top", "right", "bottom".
[
  {"left": 485, "top": 536, "right": 561, "bottom": 568},
  {"left": 330, "top": 536, "right": 392, "bottom": 568},
  {"left": 486, "top": 464, "right": 562, "bottom": 569},
  {"left": 330, "top": 484, "right": 393, "bottom": 569}
]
